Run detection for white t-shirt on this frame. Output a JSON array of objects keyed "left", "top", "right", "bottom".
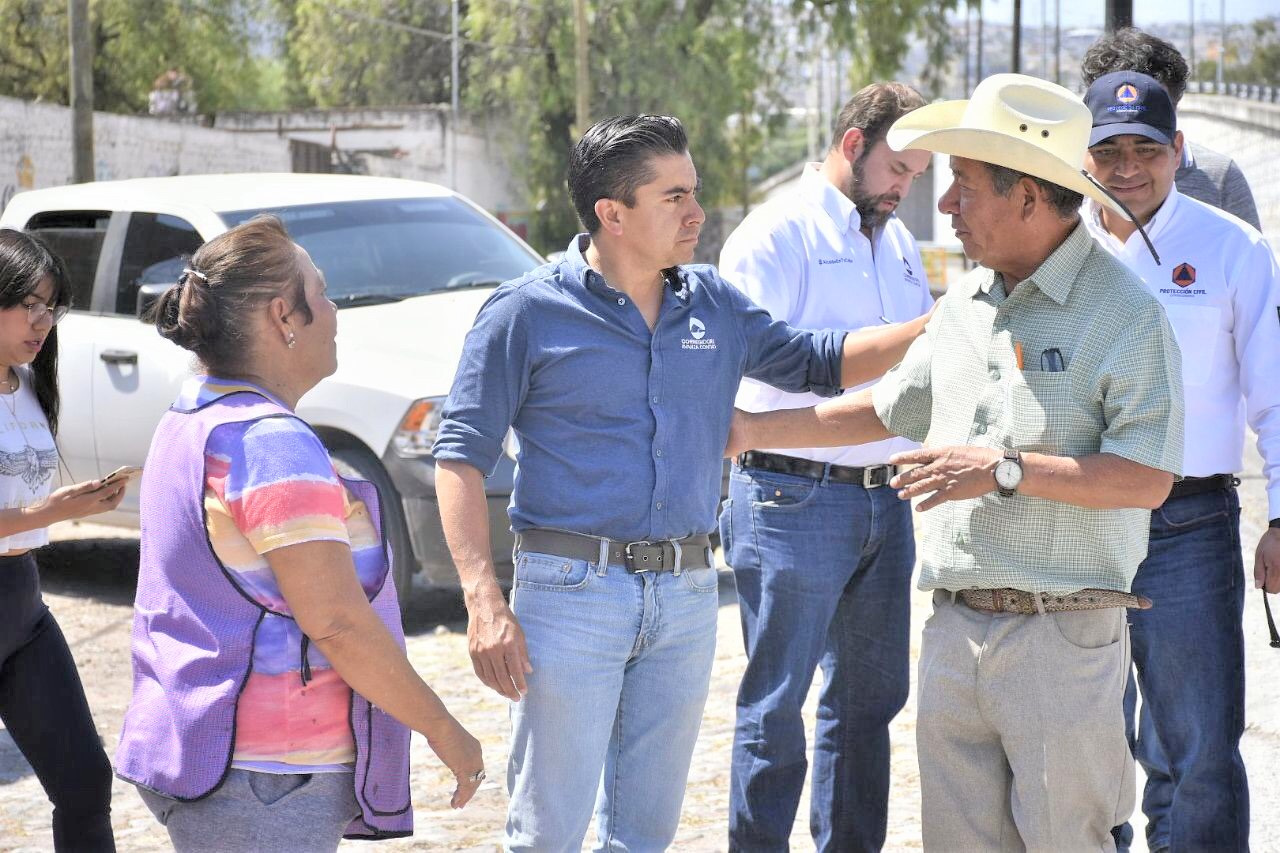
[
  {"left": 720, "top": 164, "right": 934, "bottom": 467},
  {"left": 1086, "top": 190, "right": 1280, "bottom": 517},
  {"left": 0, "top": 365, "right": 58, "bottom": 551}
]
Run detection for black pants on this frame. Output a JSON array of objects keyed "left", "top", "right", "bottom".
[{"left": 0, "top": 553, "right": 115, "bottom": 852}]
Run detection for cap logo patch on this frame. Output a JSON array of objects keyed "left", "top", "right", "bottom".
[
  {"left": 1172, "top": 262, "right": 1196, "bottom": 287},
  {"left": 1115, "top": 83, "right": 1140, "bottom": 104}
]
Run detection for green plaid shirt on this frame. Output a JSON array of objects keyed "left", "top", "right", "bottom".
[{"left": 873, "top": 221, "right": 1184, "bottom": 594}]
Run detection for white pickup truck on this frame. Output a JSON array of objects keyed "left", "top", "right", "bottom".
[{"left": 0, "top": 173, "right": 544, "bottom": 604}]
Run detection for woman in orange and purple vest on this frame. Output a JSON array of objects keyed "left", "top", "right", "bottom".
[{"left": 116, "top": 215, "right": 483, "bottom": 852}]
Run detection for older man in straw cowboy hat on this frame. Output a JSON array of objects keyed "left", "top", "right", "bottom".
[{"left": 725, "top": 73, "right": 1185, "bottom": 850}]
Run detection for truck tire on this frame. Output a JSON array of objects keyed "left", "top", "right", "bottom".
[{"left": 329, "top": 445, "right": 416, "bottom": 612}]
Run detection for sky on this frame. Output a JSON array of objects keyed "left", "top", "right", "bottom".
[{"left": 975, "top": 0, "right": 1275, "bottom": 29}]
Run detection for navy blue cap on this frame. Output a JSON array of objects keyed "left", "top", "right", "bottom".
[{"left": 1085, "top": 71, "right": 1176, "bottom": 147}]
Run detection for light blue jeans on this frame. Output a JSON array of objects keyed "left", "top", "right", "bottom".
[{"left": 504, "top": 547, "right": 720, "bottom": 852}]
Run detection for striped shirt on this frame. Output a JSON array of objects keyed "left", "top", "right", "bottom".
[
  {"left": 872, "top": 221, "right": 1184, "bottom": 594},
  {"left": 181, "top": 377, "right": 384, "bottom": 773}
]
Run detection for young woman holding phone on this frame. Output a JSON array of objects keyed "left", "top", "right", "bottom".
[{"left": 0, "top": 228, "right": 126, "bottom": 851}]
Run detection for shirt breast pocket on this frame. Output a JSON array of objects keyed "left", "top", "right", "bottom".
[
  {"left": 1162, "top": 304, "right": 1222, "bottom": 388},
  {"left": 1007, "top": 371, "right": 1093, "bottom": 454}
]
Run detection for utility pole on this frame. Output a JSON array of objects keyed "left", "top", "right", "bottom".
[
  {"left": 68, "top": 0, "right": 94, "bottom": 184},
  {"left": 1040, "top": 0, "right": 1047, "bottom": 77},
  {"left": 964, "top": 3, "right": 972, "bottom": 95},
  {"left": 1012, "top": 0, "right": 1021, "bottom": 74},
  {"left": 977, "top": 0, "right": 984, "bottom": 80},
  {"left": 1188, "top": 0, "right": 1196, "bottom": 81},
  {"left": 1054, "top": 0, "right": 1061, "bottom": 83},
  {"left": 450, "top": 0, "right": 459, "bottom": 190},
  {"left": 1215, "top": 0, "right": 1224, "bottom": 90},
  {"left": 574, "top": 0, "right": 590, "bottom": 134},
  {"left": 1105, "top": 0, "right": 1133, "bottom": 33}
]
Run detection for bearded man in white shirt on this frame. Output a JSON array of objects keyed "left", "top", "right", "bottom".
[
  {"left": 1083, "top": 70, "right": 1280, "bottom": 853},
  {"left": 717, "top": 82, "right": 932, "bottom": 852}
]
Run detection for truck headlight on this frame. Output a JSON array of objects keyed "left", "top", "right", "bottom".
[{"left": 392, "top": 397, "right": 446, "bottom": 457}]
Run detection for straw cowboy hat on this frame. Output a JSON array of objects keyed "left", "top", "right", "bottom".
[{"left": 887, "top": 73, "right": 1132, "bottom": 221}]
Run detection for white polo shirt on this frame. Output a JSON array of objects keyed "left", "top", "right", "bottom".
[
  {"left": 721, "top": 163, "right": 933, "bottom": 467},
  {"left": 1086, "top": 189, "right": 1280, "bottom": 517}
]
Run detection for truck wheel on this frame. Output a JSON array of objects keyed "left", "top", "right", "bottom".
[{"left": 329, "top": 445, "right": 416, "bottom": 612}]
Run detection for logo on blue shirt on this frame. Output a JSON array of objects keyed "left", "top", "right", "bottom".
[{"left": 683, "top": 316, "right": 716, "bottom": 350}]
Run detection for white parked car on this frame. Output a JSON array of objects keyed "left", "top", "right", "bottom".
[{"left": 0, "top": 173, "right": 544, "bottom": 603}]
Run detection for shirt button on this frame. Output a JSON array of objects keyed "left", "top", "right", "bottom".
[
  {"left": 655, "top": 501, "right": 664, "bottom": 510},
  {"left": 655, "top": 449, "right": 664, "bottom": 458},
  {"left": 990, "top": 368, "right": 1001, "bottom": 381},
  {"left": 955, "top": 533, "right": 966, "bottom": 547},
  {"left": 617, "top": 297, "right": 626, "bottom": 306},
  {"left": 974, "top": 423, "right": 987, "bottom": 435},
  {"left": 652, "top": 396, "right": 659, "bottom": 404}
]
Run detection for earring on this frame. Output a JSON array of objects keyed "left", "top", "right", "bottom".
[{"left": 287, "top": 333, "right": 296, "bottom": 349}]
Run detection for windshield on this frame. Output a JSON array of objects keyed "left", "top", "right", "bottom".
[{"left": 221, "top": 197, "right": 542, "bottom": 304}]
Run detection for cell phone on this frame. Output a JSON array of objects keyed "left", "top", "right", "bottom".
[{"left": 99, "top": 465, "right": 143, "bottom": 487}]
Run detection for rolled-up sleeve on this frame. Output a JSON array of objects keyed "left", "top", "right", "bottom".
[
  {"left": 432, "top": 285, "right": 531, "bottom": 476},
  {"left": 1097, "top": 302, "right": 1185, "bottom": 475},
  {"left": 871, "top": 321, "right": 934, "bottom": 444},
  {"left": 733, "top": 285, "right": 846, "bottom": 398}
]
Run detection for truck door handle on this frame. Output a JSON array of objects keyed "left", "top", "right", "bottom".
[{"left": 100, "top": 349, "right": 138, "bottom": 365}]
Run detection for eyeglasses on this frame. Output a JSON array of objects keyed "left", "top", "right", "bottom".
[{"left": 20, "top": 302, "right": 70, "bottom": 327}]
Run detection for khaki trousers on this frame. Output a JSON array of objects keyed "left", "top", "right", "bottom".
[{"left": 918, "top": 591, "right": 1135, "bottom": 852}]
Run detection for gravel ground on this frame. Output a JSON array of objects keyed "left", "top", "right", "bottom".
[{"left": 1, "top": 444, "right": 1276, "bottom": 851}]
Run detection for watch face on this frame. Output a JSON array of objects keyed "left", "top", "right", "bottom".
[{"left": 995, "top": 459, "right": 1023, "bottom": 490}]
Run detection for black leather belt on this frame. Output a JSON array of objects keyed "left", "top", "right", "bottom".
[
  {"left": 515, "top": 529, "right": 713, "bottom": 573},
  {"left": 736, "top": 450, "right": 897, "bottom": 489},
  {"left": 1167, "top": 473, "right": 1238, "bottom": 501}
]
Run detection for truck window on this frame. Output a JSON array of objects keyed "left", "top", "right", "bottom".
[
  {"left": 24, "top": 210, "right": 110, "bottom": 311},
  {"left": 116, "top": 213, "right": 203, "bottom": 315}
]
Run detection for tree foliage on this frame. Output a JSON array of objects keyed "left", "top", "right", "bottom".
[
  {"left": 465, "top": 0, "right": 788, "bottom": 251},
  {"left": 278, "top": 0, "right": 455, "bottom": 107},
  {"left": 0, "top": 0, "right": 282, "bottom": 113}
]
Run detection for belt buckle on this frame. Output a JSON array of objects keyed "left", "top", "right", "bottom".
[
  {"left": 624, "top": 540, "right": 665, "bottom": 573},
  {"left": 863, "top": 465, "right": 892, "bottom": 489}
]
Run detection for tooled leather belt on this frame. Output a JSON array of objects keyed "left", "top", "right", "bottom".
[{"left": 955, "top": 587, "right": 1153, "bottom": 615}]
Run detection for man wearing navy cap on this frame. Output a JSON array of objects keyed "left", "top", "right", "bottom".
[{"left": 1084, "top": 70, "right": 1280, "bottom": 852}]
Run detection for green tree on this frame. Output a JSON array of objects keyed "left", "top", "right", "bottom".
[
  {"left": 0, "top": 0, "right": 284, "bottom": 113},
  {"left": 465, "top": 0, "right": 785, "bottom": 252},
  {"left": 280, "top": 0, "right": 455, "bottom": 107}
]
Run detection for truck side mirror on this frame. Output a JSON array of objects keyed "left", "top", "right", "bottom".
[{"left": 136, "top": 282, "right": 175, "bottom": 320}]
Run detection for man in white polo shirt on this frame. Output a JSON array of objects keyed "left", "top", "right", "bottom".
[
  {"left": 718, "top": 82, "right": 932, "bottom": 852},
  {"left": 1084, "top": 70, "right": 1280, "bottom": 852}
]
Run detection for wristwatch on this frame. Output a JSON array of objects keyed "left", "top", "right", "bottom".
[{"left": 994, "top": 449, "right": 1023, "bottom": 497}]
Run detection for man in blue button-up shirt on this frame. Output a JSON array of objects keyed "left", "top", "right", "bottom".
[{"left": 433, "top": 115, "right": 928, "bottom": 850}]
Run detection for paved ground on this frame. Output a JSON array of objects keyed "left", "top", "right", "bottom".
[{"left": 1, "top": 444, "right": 1276, "bottom": 851}]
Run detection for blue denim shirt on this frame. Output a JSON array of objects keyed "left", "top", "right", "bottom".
[{"left": 432, "top": 234, "right": 847, "bottom": 542}]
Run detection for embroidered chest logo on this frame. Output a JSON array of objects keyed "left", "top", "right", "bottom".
[
  {"left": 1159, "top": 261, "right": 1207, "bottom": 297},
  {"left": 682, "top": 316, "right": 717, "bottom": 350},
  {"left": 903, "top": 257, "right": 921, "bottom": 287}
]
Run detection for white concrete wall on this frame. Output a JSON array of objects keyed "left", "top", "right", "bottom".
[
  {"left": 1180, "top": 95, "right": 1280, "bottom": 238},
  {"left": 214, "top": 106, "right": 527, "bottom": 218},
  {"left": 0, "top": 95, "right": 291, "bottom": 210}
]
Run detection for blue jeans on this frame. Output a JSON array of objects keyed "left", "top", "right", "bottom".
[
  {"left": 720, "top": 466, "right": 914, "bottom": 852},
  {"left": 1113, "top": 487, "right": 1249, "bottom": 852},
  {"left": 504, "top": 547, "right": 720, "bottom": 852}
]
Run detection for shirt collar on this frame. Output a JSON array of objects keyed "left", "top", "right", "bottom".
[
  {"left": 563, "top": 233, "right": 691, "bottom": 299},
  {"left": 1086, "top": 188, "right": 1180, "bottom": 250},
  {"left": 800, "top": 163, "right": 863, "bottom": 234},
  {"left": 1181, "top": 142, "right": 1195, "bottom": 169},
  {"left": 175, "top": 375, "right": 289, "bottom": 410},
  {"left": 972, "top": 218, "right": 1093, "bottom": 306}
]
